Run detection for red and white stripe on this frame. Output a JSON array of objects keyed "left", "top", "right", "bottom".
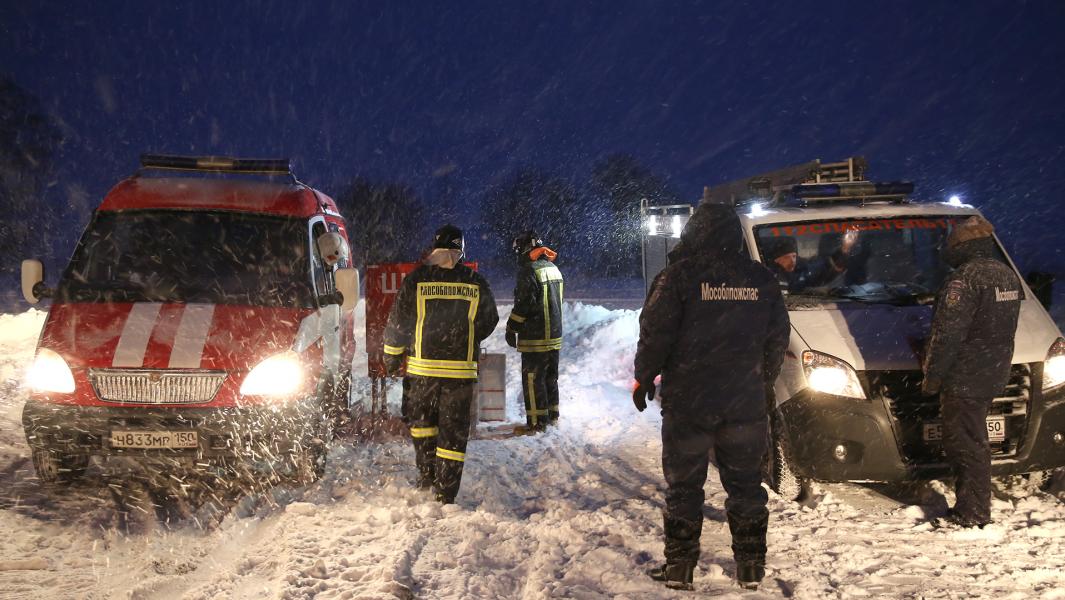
[{"left": 111, "top": 303, "right": 216, "bottom": 368}]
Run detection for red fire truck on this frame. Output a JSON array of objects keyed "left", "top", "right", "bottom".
[{"left": 20, "top": 154, "right": 359, "bottom": 486}]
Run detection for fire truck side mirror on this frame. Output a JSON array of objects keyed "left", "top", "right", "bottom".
[
  {"left": 21, "top": 259, "right": 51, "bottom": 305},
  {"left": 335, "top": 268, "right": 360, "bottom": 313}
]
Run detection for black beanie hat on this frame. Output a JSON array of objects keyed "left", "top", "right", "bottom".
[
  {"left": 765, "top": 236, "right": 798, "bottom": 261},
  {"left": 433, "top": 224, "right": 464, "bottom": 251}
]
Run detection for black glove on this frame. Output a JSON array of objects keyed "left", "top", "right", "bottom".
[
  {"left": 384, "top": 353, "right": 404, "bottom": 377},
  {"left": 921, "top": 375, "right": 941, "bottom": 396},
  {"left": 632, "top": 380, "right": 655, "bottom": 412},
  {"left": 505, "top": 329, "right": 517, "bottom": 348}
]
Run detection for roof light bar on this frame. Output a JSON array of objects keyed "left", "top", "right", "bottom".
[
  {"left": 791, "top": 181, "right": 914, "bottom": 201},
  {"left": 139, "top": 154, "right": 292, "bottom": 175}
]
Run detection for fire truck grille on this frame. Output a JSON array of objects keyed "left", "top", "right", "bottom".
[{"left": 89, "top": 369, "right": 227, "bottom": 404}]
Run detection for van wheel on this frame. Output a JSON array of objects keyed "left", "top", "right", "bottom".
[
  {"left": 32, "top": 450, "right": 88, "bottom": 485},
  {"left": 1021, "top": 470, "right": 1051, "bottom": 493},
  {"left": 767, "top": 436, "right": 809, "bottom": 502}
]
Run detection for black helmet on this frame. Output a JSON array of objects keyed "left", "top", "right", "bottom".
[
  {"left": 433, "top": 224, "right": 465, "bottom": 257},
  {"left": 512, "top": 230, "right": 543, "bottom": 256}
]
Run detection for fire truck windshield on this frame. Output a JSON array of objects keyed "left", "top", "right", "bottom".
[
  {"left": 753, "top": 216, "right": 1013, "bottom": 306},
  {"left": 57, "top": 210, "right": 314, "bottom": 307}
]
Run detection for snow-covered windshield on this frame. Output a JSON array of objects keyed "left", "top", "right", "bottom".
[
  {"left": 57, "top": 210, "right": 313, "bottom": 307},
  {"left": 754, "top": 215, "right": 1009, "bottom": 306}
]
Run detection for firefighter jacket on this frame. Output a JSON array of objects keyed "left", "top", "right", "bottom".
[
  {"left": 507, "top": 248, "right": 564, "bottom": 353},
  {"left": 923, "top": 238, "right": 1021, "bottom": 398},
  {"left": 384, "top": 263, "right": 499, "bottom": 379},
  {"left": 635, "top": 204, "right": 790, "bottom": 420}
]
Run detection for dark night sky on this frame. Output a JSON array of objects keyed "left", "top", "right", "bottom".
[{"left": 3, "top": 0, "right": 1064, "bottom": 276}]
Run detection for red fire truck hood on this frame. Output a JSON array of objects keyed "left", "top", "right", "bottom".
[{"left": 41, "top": 302, "right": 315, "bottom": 371}]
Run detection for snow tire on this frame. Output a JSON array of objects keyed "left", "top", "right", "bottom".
[{"left": 31, "top": 449, "right": 88, "bottom": 485}]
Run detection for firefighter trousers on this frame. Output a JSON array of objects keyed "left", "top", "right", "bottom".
[
  {"left": 404, "top": 375, "right": 475, "bottom": 504},
  {"left": 521, "top": 350, "right": 559, "bottom": 429},
  {"left": 940, "top": 392, "right": 994, "bottom": 524},
  {"left": 661, "top": 408, "right": 769, "bottom": 566}
]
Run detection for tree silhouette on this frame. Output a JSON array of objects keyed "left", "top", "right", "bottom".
[
  {"left": 333, "top": 177, "right": 427, "bottom": 268},
  {"left": 0, "top": 77, "right": 63, "bottom": 299},
  {"left": 587, "top": 154, "right": 680, "bottom": 277},
  {"left": 483, "top": 168, "right": 582, "bottom": 268}
]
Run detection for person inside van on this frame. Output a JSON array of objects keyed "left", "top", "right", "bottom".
[{"left": 764, "top": 230, "right": 857, "bottom": 293}]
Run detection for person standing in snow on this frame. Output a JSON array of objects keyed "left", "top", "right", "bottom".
[
  {"left": 922, "top": 215, "right": 1020, "bottom": 528},
  {"left": 505, "top": 231, "right": 564, "bottom": 432},
  {"left": 633, "top": 203, "right": 790, "bottom": 591},
  {"left": 383, "top": 224, "right": 499, "bottom": 504}
]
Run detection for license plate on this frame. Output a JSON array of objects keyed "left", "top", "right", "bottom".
[
  {"left": 110, "top": 430, "right": 198, "bottom": 449},
  {"left": 922, "top": 417, "right": 1006, "bottom": 442}
]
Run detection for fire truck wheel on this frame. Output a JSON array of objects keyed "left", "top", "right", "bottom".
[
  {"left": 329, "top": 369, "right": 353, "bottom": 436},
  {"left": 286, "top": 410, "right": 331, "bottom": 486},
  {"left": 31, "top": 449, "right": 88, "bottom": 485}
]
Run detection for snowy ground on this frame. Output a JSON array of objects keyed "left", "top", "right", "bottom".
[{"left": 1, "top": 303, "right": 1064, "bottom": 599}]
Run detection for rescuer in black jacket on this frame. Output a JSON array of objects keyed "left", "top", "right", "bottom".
[
  {"left": 634, "top": 203, "right": 790, "bottom": 591},
  {"left": 923, "top": 215, "right": 1020, "bottom": 527},
  {"left": 506, "top": 231, "right": 564, "bottom": 431},
  {"left": 383, "top": 225, "right": 499, "bottom": 504}
]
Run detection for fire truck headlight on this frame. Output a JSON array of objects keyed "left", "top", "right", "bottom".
[
  {"left": 26, "top": 348, "right": 76, "bottom": 394},
  {"left": 802, "top": 351, "right": 866, "bottom": 399},
  {"left": 1043, "top": 338, "right": 1065, "bottom": 391},
  {"left": 646, "top": 215, "right": 658, "bottom": 236},
  {"left": 241, "top": 351, "right": 304, "bottom": 396}
]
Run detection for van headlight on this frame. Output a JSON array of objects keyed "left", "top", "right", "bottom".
[
  {"left": 26, "top": 348, "right": 76, "bottom": 394},
  {"left": 240, "top": 351, "right": 305, "bottom": 396},
  {"left": 802, "top": 351, "right": 866, "bottom": 399},
  {"left": 1043, "top": 338, "right": 1065, "bottom": 391}
]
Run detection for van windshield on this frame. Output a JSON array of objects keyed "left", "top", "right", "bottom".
[
  {"left": 753, "top": 216, "right": 1011, "bottom": 306},
  {"left": 58, "top": 210, "right": 313, "bottom": 307}
]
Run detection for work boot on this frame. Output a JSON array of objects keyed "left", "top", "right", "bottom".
[
  {"left": 647, "top": 562, "right": 695, "bottom": 591},
  {"left": 736, "top": 563, "right": 764, "bottom": 590},
  {"left": 931, "top": 508, "right": 989, "bottom": 529}
]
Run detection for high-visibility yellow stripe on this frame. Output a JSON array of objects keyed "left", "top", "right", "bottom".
[
  {"left": 527, "top": 371, "right": 539, "bottom": 426},
  {"left": 408, "top": 357, "right": 477, "bottom": 370},
  {"left": 518, "top": 343, "right": 562, "bottom": 353},
  {"left": 410, "top": 426, "right": 439, "bottom": 438},
  {"left": 436, "top": 447, "right": 465, "bottom": 462},
  {"left": 407, "top": 365, "right": 478, "bottom": 379},
  {"left": 466, "top": 291, "right": 479, "bottom": 362},
  {"left": 384, "top": 344, "right": 406, "bottom": 356},
  {"left": 535, "top": 265, "right": 563, "bottom": 283},
  {"left": 509, "top": 313, "right": 526, "bottom": 323}
]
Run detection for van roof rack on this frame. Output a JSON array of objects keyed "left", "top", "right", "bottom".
[
  {"left": 138, "top": 154, "right": 297, "bottom": 181},
  {"left": 701, "top": 157, "right": 914, "bottom": 207}
]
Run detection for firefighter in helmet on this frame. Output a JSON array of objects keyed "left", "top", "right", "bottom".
[
  {"left": 383, "top": 224, "right": 499, "bottom": 503},
  {"left": 506, "top": 231, "right": 564, "bottom": 432}
]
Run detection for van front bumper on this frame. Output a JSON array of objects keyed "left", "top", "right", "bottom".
[
  {"left": 22, "top": 398, "right": 322, "bottom": 461},
  {"left": 778, "top": 386, "right": 1065, "bottom": 483}
]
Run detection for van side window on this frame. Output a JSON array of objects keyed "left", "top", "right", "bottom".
[{"left": 310, "top": 220, "right": 336, "bottom": 303}]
